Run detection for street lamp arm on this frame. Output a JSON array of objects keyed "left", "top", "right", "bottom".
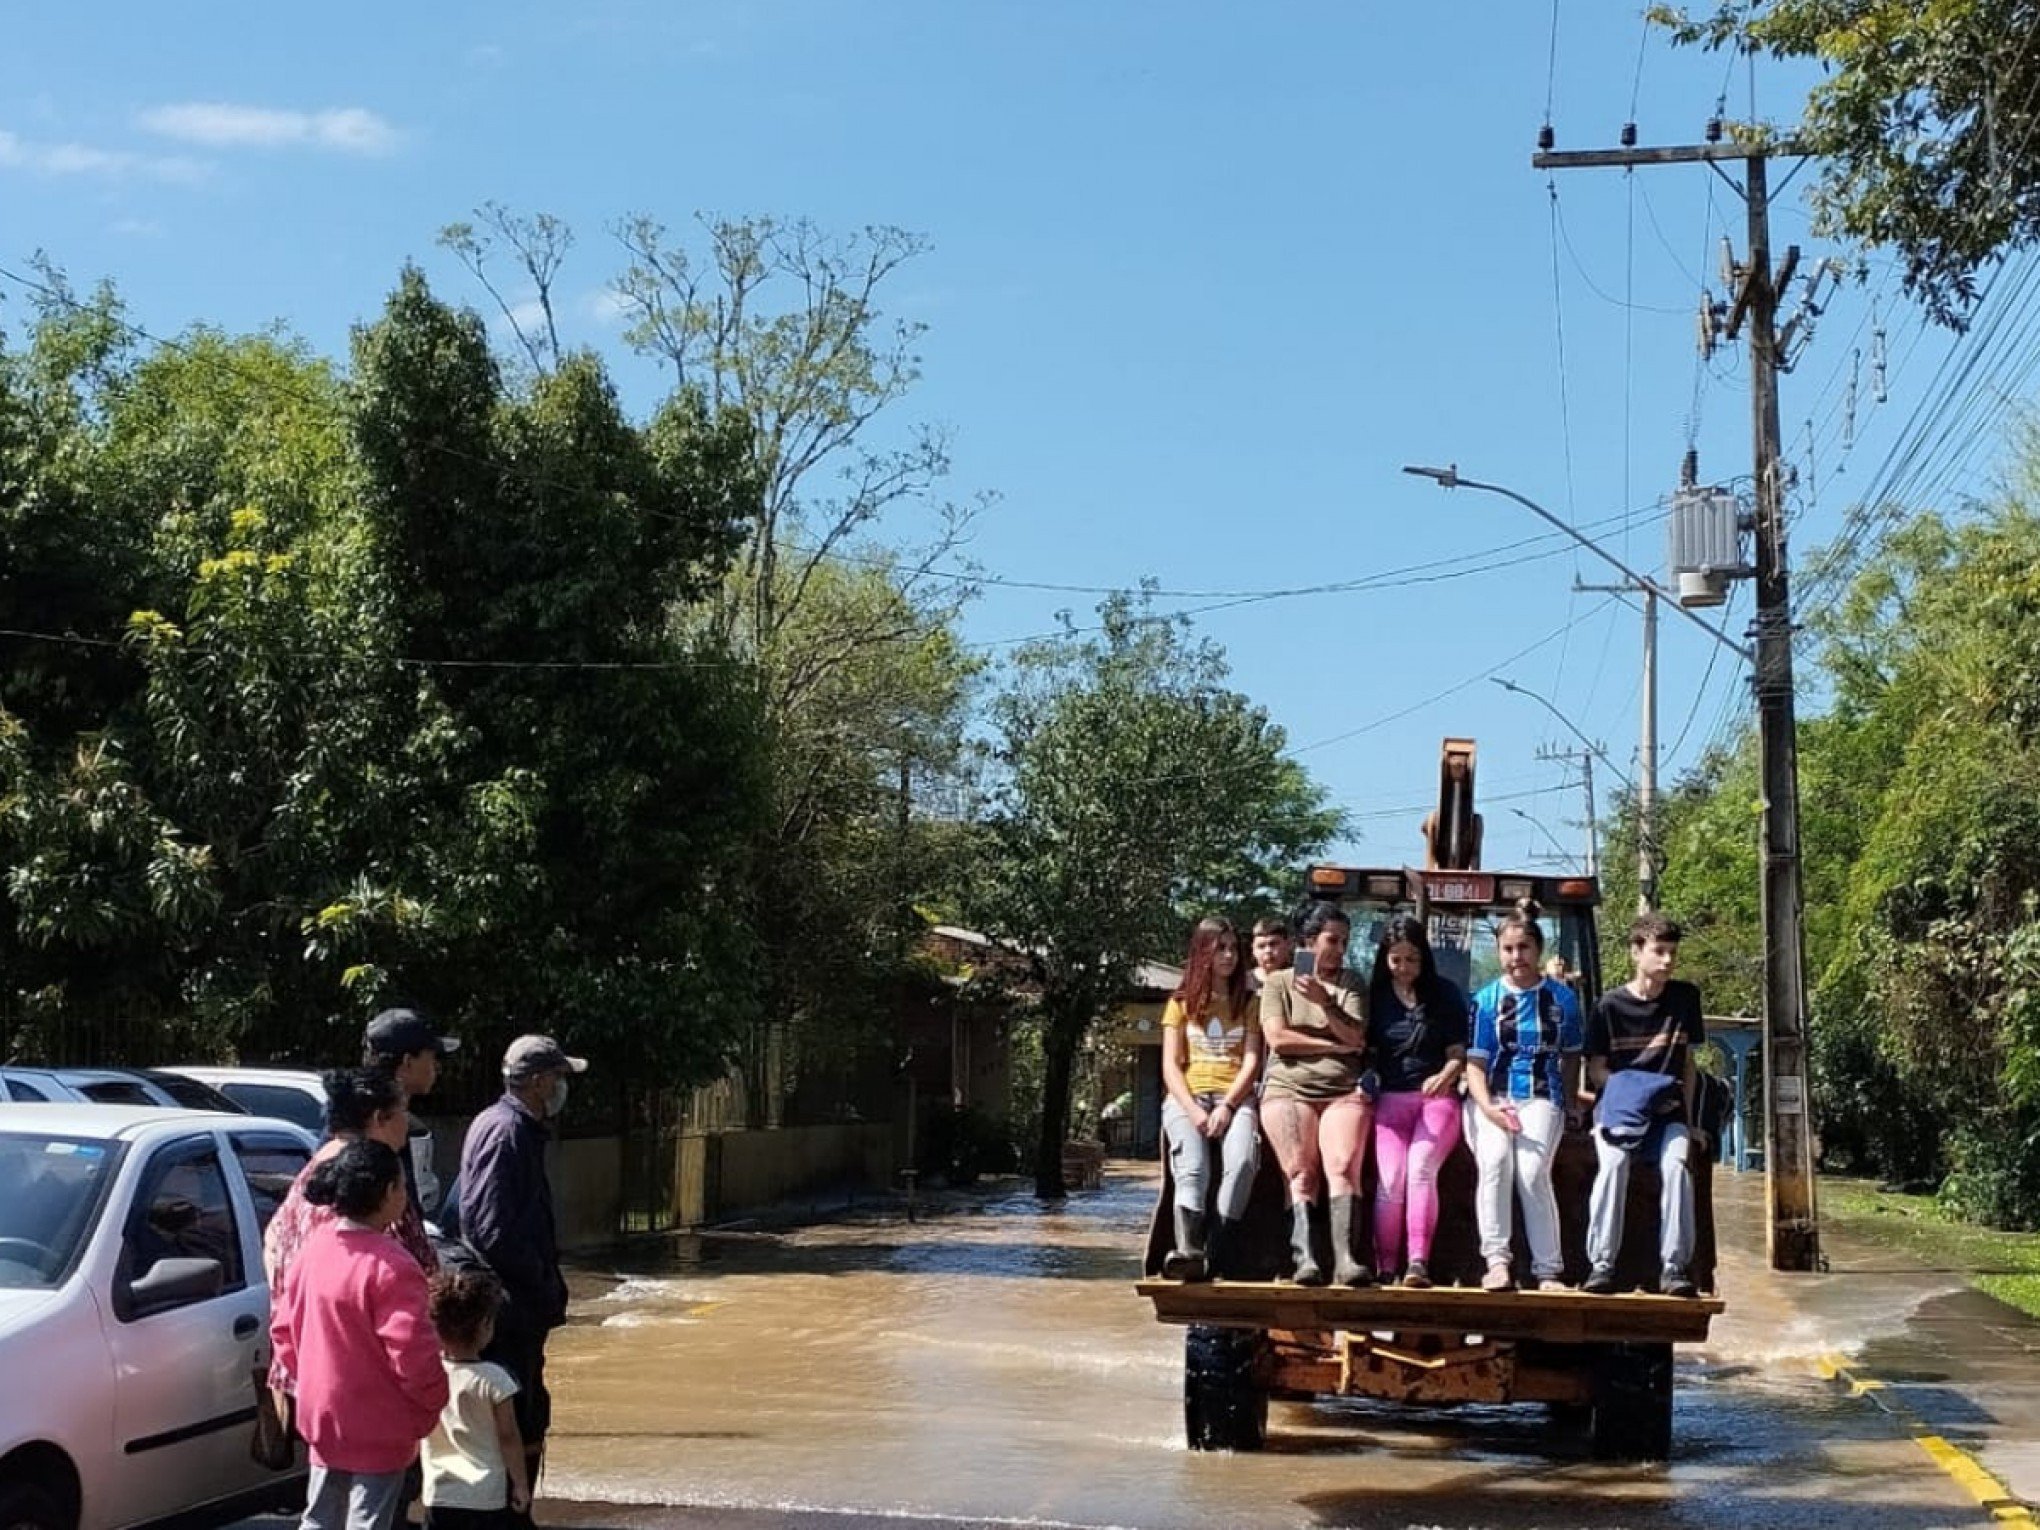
[
  {"left": 1489, "top": 676, "right": 1638, "bottom": 795},
  {"left": 1403, "top": 464, "right": 1753, "bottom": 663},
  {"left": 1509, "top": 805, "right": 1574, "bottom": 862}
]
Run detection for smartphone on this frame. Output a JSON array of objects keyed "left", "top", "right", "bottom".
[{"left": 1292, "top": 949, "right": 1316, "bottom": 979}]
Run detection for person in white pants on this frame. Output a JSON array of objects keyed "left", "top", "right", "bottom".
[{"left": 1463, "top": 898, "right": 1585, "bottom": 1292}]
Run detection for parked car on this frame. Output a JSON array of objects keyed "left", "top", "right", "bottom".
[
  {"left": 0, "top": 1068, "right": 244, "bottom": 1116},
  {"left": 0, "top": 1104, "right": 317, "bottom": 1530},
  {"left": 162, "top": 1066, "right": 441, "bottom": 1214},
  {"left": 154, "top": 1066, "right": 326, "bottom": 1137}
]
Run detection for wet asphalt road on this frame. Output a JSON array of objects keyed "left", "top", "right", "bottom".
[{"left": 529, "top": 1166, "right": 1997, "bottom": 1530}]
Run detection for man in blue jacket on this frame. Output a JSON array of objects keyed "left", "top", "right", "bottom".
[{"left": 460, "top": 1033, "right": 587, "bottom": 1517}]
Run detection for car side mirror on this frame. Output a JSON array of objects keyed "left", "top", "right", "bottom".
[{"left": 123, "top": 1256, "right": 225, "bottom": 1317}]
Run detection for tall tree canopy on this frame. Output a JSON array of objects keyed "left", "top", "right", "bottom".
[
  {"left": 969, "top": 593, "right": 1342, "bottom": 1198},
  {"left": 0, "top": 266, "right": 772, "bottom": 1087},
  {"left": 1613, "top": 462, "right": 2040, "bottom": 1225},
  {"left": 1658, "top": 0, "right": 2040, "bottom": 326},
  {"left": 435, "top": 209, "right": 986, "bottom": 1118}
]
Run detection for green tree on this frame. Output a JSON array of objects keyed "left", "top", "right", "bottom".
[
  {"left": 341, "top": 268, "right": 772, "bottom": 1085},
  {"left": 970, "top": 593, "right": 1341, "bottom": 1198},
  {"left": 439, "top": 208, "right": 987, "bottom": 1119},
  {"left": 1657, "top": 0, "right": 2040, "bottom": 325},
  {"left": 1, "top": 263, "right": 777, "bottom": 1099}
]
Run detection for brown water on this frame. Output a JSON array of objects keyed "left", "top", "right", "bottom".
[{"left": 538, "top": 1168, "right": 1985, "bottom": 1530}]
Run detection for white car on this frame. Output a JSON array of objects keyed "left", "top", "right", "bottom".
[
  {"left": 162, "top": 1066, "right": 440, "bottom": 1215},
  {"left": 0, "top": 1105, "right": 317, "bottom": 1530}
]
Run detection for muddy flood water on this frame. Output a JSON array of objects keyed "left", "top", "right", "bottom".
[{"left": 538, "top": 1166, "right": 1987, "bottom": 1530}]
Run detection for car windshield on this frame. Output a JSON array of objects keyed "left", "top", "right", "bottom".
[
  {"left": 0, "top": 1133, "right": 122, "bottom": 1288},
  {"left": 143, "top": 1071, "right": 246, "bottom": 1114},
  {"left": 1341, "top": 903, "right": 1598, "bottom": 999}
]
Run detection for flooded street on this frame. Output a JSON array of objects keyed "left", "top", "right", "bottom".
[{"left": 540, "top": 1167, "right": 1989, "bottom": 1530}]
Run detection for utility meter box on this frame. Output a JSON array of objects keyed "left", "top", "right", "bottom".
[{"left": 1668, "top": 487, "right": 1741, "bottom": 608}]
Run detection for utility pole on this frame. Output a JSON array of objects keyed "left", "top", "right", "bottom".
[
  {"left": 1535, "top": 742, "right": 1600, "bottom": 877},
  {"left": 1575, "top": 576, "right": 1659, "bottom": 913},
  {"left": 1535, "top": 134, "right": 1821, "bottom": 1272}
]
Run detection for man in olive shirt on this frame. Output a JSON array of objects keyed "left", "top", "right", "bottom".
[{"left": 1583, "top": 914, "right": 1710, "bottom": 1296}]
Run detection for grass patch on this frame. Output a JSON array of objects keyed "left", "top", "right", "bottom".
[{"left": 1820, "top": 1175, "right": 2040, "bottom": 1322}]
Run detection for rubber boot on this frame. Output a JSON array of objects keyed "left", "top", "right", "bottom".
[
  {"left": 1288, "top": 1199, "right": 1326, "bottom": 1286},
  {"left": 1162, "top": 1206, "right": 1209, "bottom": 1282},
  {"left": 1329, "top": 1195, "right": 1372, "bottom": 1286},
  {"left": 1206, "top": 1215, "right": 1244, "bottom": 1281}
]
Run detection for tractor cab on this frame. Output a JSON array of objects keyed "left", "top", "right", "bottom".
[{"left": 1300, "top": 863, "right": 1605, "bottom": 1004}]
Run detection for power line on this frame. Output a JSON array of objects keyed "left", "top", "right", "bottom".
[{"left": 1120, "top": 599, "right": 1617, "bottom": 789}]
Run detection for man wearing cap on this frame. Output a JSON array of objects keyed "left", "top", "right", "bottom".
[
  {"left": 459, "top": 1034, "right": 587, "bottom": 1518},
  {"left": 363, "top": 1006, "right": 459, "bottom": 1216}
]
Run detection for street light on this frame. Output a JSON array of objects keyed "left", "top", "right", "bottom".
[
  {"left": 1509, "top": 806, "right": 1575, "bottom": 864},
  {"left": 1489, "top": 676, "right": 1635, "bottom": 795},
  {"left": 1412, "top": 462, "right": 1738, "bottom": 916},
  {"left": 1402, "top": 464, "right": 1749, "bottom": 662}
]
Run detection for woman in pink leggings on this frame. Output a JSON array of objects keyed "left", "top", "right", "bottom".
[{"left": 1365, "top": 916, "right": 1469, "bottom": 1288}]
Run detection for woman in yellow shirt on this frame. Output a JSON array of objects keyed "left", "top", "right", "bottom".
[{"left": 1160, "top": 916, "right": 1265, "bottom": 1281}]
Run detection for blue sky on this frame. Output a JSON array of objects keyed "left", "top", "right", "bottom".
[{"left": 1, "top": 3, "right": 2008, "bottom": 875}]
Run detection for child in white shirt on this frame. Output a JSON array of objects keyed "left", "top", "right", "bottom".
[{"left": 423, "top": 1269, "right": 531, "bottom": 1530}]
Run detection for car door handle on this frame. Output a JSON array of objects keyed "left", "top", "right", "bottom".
[{"left": 233, "top": 1313, "right": 260, "bottom": 1339}]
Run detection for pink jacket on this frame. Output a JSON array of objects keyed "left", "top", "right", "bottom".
[{"left": 270, "top": 1221, "right": 449, "bottom": 1474}]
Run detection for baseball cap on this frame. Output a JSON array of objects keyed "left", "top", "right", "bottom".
[
  {"left": 364, "top": 1007, "right": 461, "bottom": 1057},
  {"left": 502, "top": 1034, "right": 589, "bottom": 1080}
]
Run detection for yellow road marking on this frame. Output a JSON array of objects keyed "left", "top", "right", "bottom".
[{"left": 1818, "top": 1352, "right": 2036, "bottom": 1526}]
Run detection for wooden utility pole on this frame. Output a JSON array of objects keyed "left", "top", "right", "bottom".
[
  {"left": 1535, "top": 742, "right": 1601, "bottom": 878},
  {"left": 1535, "top": 137, "right": 1821, "bottom": 1272},
  {"left": 1576, "top": 576, "right": 1659, "bottom": 913}
]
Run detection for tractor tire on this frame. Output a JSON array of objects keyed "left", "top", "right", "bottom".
[
  {"left": 1591, "top": 1341, "right": 1675, "bottom": 1461},
  {"left": 1184, "top": 1324, "right": 1268, "bottom": 1452}
]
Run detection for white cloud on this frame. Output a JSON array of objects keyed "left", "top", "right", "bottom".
[
  {"left": 0, "top": 128, "right": 209, "bottom": 183},
  {"left": 496, "top": 298, "right": 550, "bottom": 336},
  {"left": 588, "top": 286, "right": 634, "bottom": 325},
  {"left": 137, "top": 102, "right": 401, "bottom": 155},
  {"left": 111, "top": 217, "right": 164, "bottom": 238}
]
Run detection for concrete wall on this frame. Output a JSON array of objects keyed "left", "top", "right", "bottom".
[
  {"left": 439, "top": 1113, "right": 894, "bottom": 1249},
  {"left": 677, "top": 1122, "right": 894, "bottom": 1227}
]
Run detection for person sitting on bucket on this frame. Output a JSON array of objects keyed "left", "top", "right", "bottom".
[
  {"left": 1159, "top": 917, "right": 1264, "bottom": 1282},
  {"left": 1259, "top": 902, "right": 1374, "bottom": 1287},
  {"left": 1582, "top": 913, "right": 1709, "bottom": 1298},
  {"left": 1464, "top": 899, "right": 1584, "bottom": 1293}
]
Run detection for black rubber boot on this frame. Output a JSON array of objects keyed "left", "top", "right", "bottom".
[
  {"left": 1162, "top": 1206, "right": 1209, "bottom": 1282},
  {"left": 1207, "top": 1215, "right": 1245, "bottom": 1280},
  {"left": 1288, "top": 1199, "right": 1326, "bottom": 1286},
  {"left": 1329, "top": 1195, "right": 1372, "bottom": 1286}
]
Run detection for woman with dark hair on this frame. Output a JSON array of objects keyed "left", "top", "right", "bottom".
[
  {"left": 1259, "top": 901, "right": 1372, "bottom": 1285},
  {"left": 266, "top": 1070, "right": 437, "bottom": 1336},
  {"left": 1464, "top": 899, "right": 1585, "bottom": 1292},
  {"left": 1366, "top": 916, "right": 1469, "bottom": 1288},
  {"left": 271, "top": 1140, "right": 448, "bottom": 1530},
  {"left": 1159, "top": 916, "right": 1264, "bottom": 1281}
]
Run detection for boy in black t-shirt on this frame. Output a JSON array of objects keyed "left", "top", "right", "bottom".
[{"left": 1582, "top": 914, "right": 1710, "bottom": 1296}]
